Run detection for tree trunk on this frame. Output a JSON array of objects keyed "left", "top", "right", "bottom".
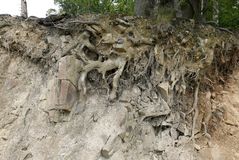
[
  {"left": 174, "top": 0, "right": 182, "bottom": 18},
  {"left": 212, "top": 0, "right": 219, "bottom": 24},
  {"left": 21, "top": 0, "right": 28, "bottom": 18},
  {"left": 182, "top": 2, "right": 194, "bottom": 19},
  {"left": 135, "top": 0, "right": 157, "bottom": 17},
  {"left": 189, "top": 0, "right": 203, "bottom": 23}
]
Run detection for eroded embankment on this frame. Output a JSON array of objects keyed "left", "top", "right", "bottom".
[{"left": 0, "top": 15, "right": 238, "bottom": 160}]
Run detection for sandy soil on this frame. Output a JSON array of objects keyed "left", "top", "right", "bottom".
[{"left": 199, "top": 70, "right": 239, "bottom": 160}]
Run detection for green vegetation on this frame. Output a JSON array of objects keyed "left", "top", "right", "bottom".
[
  {"left": 54, "top": 0, "right": 135, "bottom": 15},
  {"left": 203, "top": 0, "right": 239, "bottom": 29},
  {"left": 54, "top": 0, "right": 239, "bottom": 29},
  {"left": 156, "top": 7, "right": 175, "bottom": 23},
  {"left": 218, "top": 0, "right": 239, "bottom": 29}
]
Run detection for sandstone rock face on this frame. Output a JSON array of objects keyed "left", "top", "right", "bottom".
[
  {"left": 56, "top": 80, "right": 77, "bottom": 110},
  {"left": 57, "top": 55, "right": 81, "bottom": 87},
  {"left": 55, "top": 55, "right": 81, "bottom": 111},
  {"left": 0, "top": 16, "right": 238, "bottom": 160}
]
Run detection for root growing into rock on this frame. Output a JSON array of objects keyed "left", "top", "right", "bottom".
[{"left": 78, "top": 56, "right": 126, "bottom": 100}]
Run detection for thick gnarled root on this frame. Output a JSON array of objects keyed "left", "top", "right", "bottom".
[{"left": 78, "top": 56, "right": 126, "bottom": 100}]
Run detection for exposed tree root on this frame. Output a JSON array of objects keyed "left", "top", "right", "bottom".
[
  {"left": 222, "top": 119, "right": 239, "bottom": 128},
  {"left": 202, "top": 91, "right": 212, "bottom": 140},
  {"left": 68, "top": 20, "right": 100, "bottom": 26},
  {"left": 187, "top": 82, "right": 200, "bottom": 147},
  {"left": 78, "top": 56, "right": 126, "bottom": 100},
  {"left": 136, "top": 50, "right": 154, "bottom": 79},
  {"left": 115, "top": 18, "right": 132, "bottom": 27}
]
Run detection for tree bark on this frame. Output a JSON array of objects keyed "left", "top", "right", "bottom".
[
  {"left": 212, "top": 0, "right": 219, "bottom": 24},
  {"left": 174, "top": 0, "right": 182, "bottom": 18},
  {"left": 21, "top": 0, "right": 28, "bottom": 18},
  {"left": 189, "top": 0, "right": 204, "bottom": 23},
  {"left": 135, "top": 0, "right": 157, "bottom": 17}
]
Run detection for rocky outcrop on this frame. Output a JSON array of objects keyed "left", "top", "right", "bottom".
[{"left": 0, "top": 15, "right": 238, "bottom": 160}]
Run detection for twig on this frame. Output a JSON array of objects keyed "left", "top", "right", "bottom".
[
  {"left": 115, "top": 18, "right": 132, "bottom": 27},
  {"left": 136, "top": 50, "right": 154, "bottom": 78},
  {"left": 53, "top": 24, "right": 69, "bottom": 30},
  {"left": 24, "top": 108, "right": 31, "bottom": 126},
  {"left": 217, "top": 27, "right": 233, "bottom": 34},
  {"left": 68, "top": 20, "right": 100, "bottom": 26},
  {"left": 204, "top": 21, "right": 219, "bottom": 27},
  {"left": 223, "top": 119, "right": 239, "bottom": 127}
]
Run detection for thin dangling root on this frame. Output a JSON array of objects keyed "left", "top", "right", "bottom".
[
  {"left": 202, "top": 91, "right": 212, "bottom": 140},
  {"left": 187, "top": 81, "right": 200, "bottom": 148}
]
